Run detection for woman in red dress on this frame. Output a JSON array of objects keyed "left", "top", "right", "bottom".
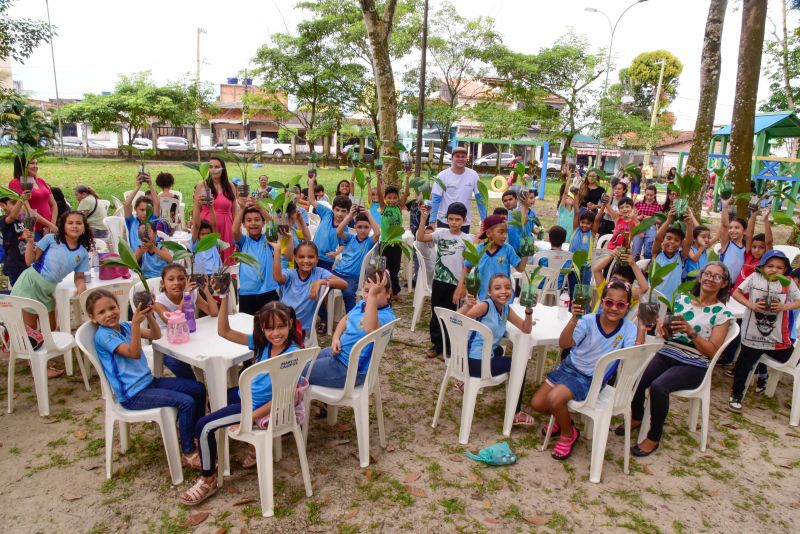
[{"left": 196, "top": 156, "right": 238, "bottom": 262}]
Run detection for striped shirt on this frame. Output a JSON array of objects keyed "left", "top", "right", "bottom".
[{"left": 660, "top": 295, "right": 734, "bottom": 368}]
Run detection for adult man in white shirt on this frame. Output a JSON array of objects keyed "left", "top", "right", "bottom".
[{"left": 428, "top": 146, "right": 487, "bottom": 233}]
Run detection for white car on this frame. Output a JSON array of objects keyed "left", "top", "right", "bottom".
[
  {"left": 157, "top": 136, "right": 189, "bottom": 150},
  {"left": 213, "top": 139, "right": 250, "bottom": 152},
  {"left": 130, "top": 138, "right": 153, "bottom": 150},
  {"left": 474, "top": 152, "right": 516, "bottom": 167}
]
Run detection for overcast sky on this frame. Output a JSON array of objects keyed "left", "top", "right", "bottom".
[{"left": 8, "top": 0, "right": 796, "bottom": 130}]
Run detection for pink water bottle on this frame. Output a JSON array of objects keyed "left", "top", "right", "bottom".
[
  {"left": 165, "top": 311, "right": 190, "bottom": 344},
  {"left": 182, "top": 292, "right": 196, "bottom": 333}
]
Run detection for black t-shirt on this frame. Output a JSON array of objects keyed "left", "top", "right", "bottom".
[
  {"left": 0, "top": 217, "right": 27, "bottom": 273},
  {"left": 580, "top": 186, "right": 606, "bottom": 208}
]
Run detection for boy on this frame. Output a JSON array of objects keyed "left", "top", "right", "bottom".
[
  {"left": 506, "top": 190, "right": 537, "bottom": 253},
  {"left": 684, "top": 226, "right": 713, "bottom": 281},
  {"left": 416, "top": 202, "right": 469, "bottom": 359},
  {"left": 377, "top": 169, "right": 411, "bottom": 296},
  {"left": 309, "top": 176, "right": 351, "bottom": 272},
  {"left": 455, "top": 215, "right": 526, "bottom": 301},
  {"left": 651, "top": 207, "right": 693, "bottom": 299},
  {"left": 233, "top": 201, "right": 279, "bottom": 315},
  {"left": 493, "top": 207, "right": 508, "bottom": 220},
  {"left": 0, "top": 194, "right": 56, "bottom": 287},
  {"left": 124, "top": 172, "right": 160, "bottom": 251},
  {"left": 190, "top": 191, "right": 220, "bottom": 275},
  {"left": 333, "top": 204, "right": 381, "bottom": 312}
]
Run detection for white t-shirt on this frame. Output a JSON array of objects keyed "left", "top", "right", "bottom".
[
  {"left": 155, "top": 291, "right": 197, "bottom": 328},
  {"left": 432, "top": 167, "right": 481, "bottom": 224},
  {"left": 430, "top": 229, "right": 469, "bottom": 286},
  {"left": 739, "top": 273, "right": 800, "bottom": 351}
]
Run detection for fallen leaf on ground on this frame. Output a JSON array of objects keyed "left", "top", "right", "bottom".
[
  {"left": 404, "top": 485, "right": 427, "bottom": 498},
  {"left": 114, "top": 465, "right": 129, "bottom": 476},
  {"left": 319, "top": 466, "right": 330, "bottom": 474},
  {"left": 467, "top": 471, "right": 480, "bottom": 483},
  {"left": 62, "top": 494, "right": 81, "bottom": 501},
  {"left": 233, "top": 498, "right": 257, "bottom": 506},
  {"left": 723, "top": 423, "right": 739, "bottom": 430},
  {"left": 791, "top": 501, "right": 800, "bottom": 509},
  {"left": 386, "top": 445, "right": 396, "bottom": 452},
  {"left": 81, "top": 464, "right": 100, "bottom": 471},
  {"left": 224, "top": 484, "right": 241, "bottom": 494},
  {"left": 352, "top": 451, "right": 376, "bottom": 464},
  {"left": 239, "top": 528, "right": 251, "bottom": 534},
  {"left": 363, "top": 468, "right": 381, "bottom": 480},
  {"left": 345, "top": 508, "right": 358, "bottom": 519},
  {"left": 448, "top": 454, "right": 464, "bottom": 463},
  {"left": 482, "top": 499, "right": 491, "bottom": 510},
  {"left": 484, "top": 517, "right": 499, "bottom": 525},
  {"left": 72, "top": 430, "right": 87, "bottom": 440},
  {"left": 238, "top": 514, "right": 248, "bottom": 522},
  {"left": 524, "top": 514, "right": 549, "bottom": 526},
  {"left": 642, "top": 464, "right": 653, "bottom": 475},
  {"left": 43, "top": 418, "right": 58, "bottom": 424},
  {"left": 182, "top": 511, "right": 209, "bottom": 527},
  {"left": 706, "top": 489, "right": 719, "bottom": 497},
  {"left": 786, "top": 432, "right": 800, "bottom": 439},
  {"left": 334, "top": 423, "right": 352, "bottom": 432},
  {"left": 328, "top": 439, "right": 350, "bottom": 447},
  {"left": 402, "top": 472, "right": 421, "bottom": 483},
  {"left": 215, "top": 529, "right": 228, "bottom": 534}
]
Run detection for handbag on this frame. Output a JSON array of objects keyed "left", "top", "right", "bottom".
[{"left": 98, "top": 252, "right": 131, "bottom": 280}]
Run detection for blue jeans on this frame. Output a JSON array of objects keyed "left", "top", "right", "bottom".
[
  {"left": 193, "top": 387, "right": 242, "bottom": 476},
  {"left": 164, "top": 356, "right": 196, "bottom": 381},
  {"left": 333, "top": 271, "right": 360, "bottom": 313},
  {"left": 631, "top": 227, "right": 656, "bottom": 260},
  {"left": 121, "top": 377, "right": 207, "bottom": 454},
  {"left": 304, "top": 347, "right": 365, "bottom": 388}
]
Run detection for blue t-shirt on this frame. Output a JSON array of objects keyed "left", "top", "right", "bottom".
[
  {"left": 720, "top": 240, "right": 745, "bottom": 279},
  {"left": 32, "top": 233, "right": 89, "bottom": 284},
  {"left": 141, "top": 245, "right": 170, "bottom": 279},
  {"left": 192, "top": 238, "right": 221, "bottom": 275},
  {"left": 654, "top": 250, "right": 683, "bottom": 300},
  {"left": 242, "top": 336, "right": 300, "bottom": 409},
  {"left": 336, "top": 301, "right": 396, "bottom": 374},
  {"left": 507, "top": 208, "right": 536, "bottom": 251},
  {"left": 280, "top": 267, "right": 332, "bottom": 332},
  {"left": 464, "top": 243, "right": 521, "bottom": 300},
  {"left": 95, "top": 322, "right": 153, "bottom": 402},
  {"left": 125, "top": 213, "right": 157, "bottom": 251},
  {"left": 312, "top": 203, "right": 341, "bottom": 258},
  {"left": 369, "top": 202, "right": 382, "bottom": 226},
  {"left": 567, "top": 313, "right": 638, "bottom": 376},
  {"left": 335, "top": 232, "right": 374, "bottom": 277},
  {"left": 236, "top": 233, "right": 278, "bottom": 295},
  {"left": 468, "top": 299, "right": 508, "bottom": 360},
  {"left": 684, "top": 246, "right": 707, "bottom": 280},
  {"left": 569, "top": 228, "right": 592, "bottom": 254}
]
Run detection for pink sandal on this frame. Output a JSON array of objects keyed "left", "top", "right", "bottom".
[{"left": 551, "top": 426, "right": 580, "bottom": 461}]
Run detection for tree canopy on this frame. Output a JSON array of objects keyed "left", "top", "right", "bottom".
[{"left": 0, "top": 0, "right": 51, "bottom": 64}]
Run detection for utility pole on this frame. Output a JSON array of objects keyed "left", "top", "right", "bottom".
[
  {"left": 643, "top": 58, "right": 666, "bottom": 168},
  {"left": 414, "top": 0, "right": 429, "bottom": 177},
  {"left": 242, "top": 68, "right": 249, "bottom": 144},
  {"left": 195, "top": 27, "right": 206, "bottom": 162},
  {"left": 44, "top": 0, "right": 64, "bottom": 160}
]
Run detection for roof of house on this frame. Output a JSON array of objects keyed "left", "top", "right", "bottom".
[
  {"left": 714, "top": 112, "right": 800, "bottom": 137},
  {"left": 656, "top": 130, "right": 695, "bottom": 148}
]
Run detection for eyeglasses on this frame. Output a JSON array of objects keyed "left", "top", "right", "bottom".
[
  {"left": 601, "top": 299, "right": 629, "bottom": 311},
  {"left": 701, "top": 272, "right": 725, "bottom": 282}
]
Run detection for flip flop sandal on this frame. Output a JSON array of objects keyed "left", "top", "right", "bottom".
[
  {"left": 47, "top": 365, "right": 65, "bottom": 379},
  {"left": 179, "top": 478, "right": 218, "bottom": 506},
  {"left": 241, "top": 449, "right": 258, "bottom": 469},
  {"left": 513, "top": 412, "right": 536, "bottom": 427},
  {"left": 551, "top": 427, "right": 580, "bottom": 461}
]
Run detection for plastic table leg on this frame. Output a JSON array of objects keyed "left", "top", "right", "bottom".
[{"left": 503, "top": 335, "right": 533, "bottom": 436}]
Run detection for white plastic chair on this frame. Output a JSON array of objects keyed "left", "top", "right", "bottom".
[
  {"left": 128, "top": 278, "right": 162, "bottom": 369},
  {"left": 402, "top": 230, "right": 415, "bottom": 293},
  {"left": 103, "top": 216, "right": 127, "bottom": 253},
  {"left": 636, "top": 258, "right": 651, "bottom": 272},
  {"left": 79, "top": 281, "right": 135, "bottom": 323},
  {"left": 596, "top": 234, "right": 611, "bottom": 249},
  {"left": 303, "top": 285, "right": 329, "bottom": 348},
  {"left": 431, "top": 309, "right": 510, "bottom": 444},
  {"left": 638, "top": 323, "right": 740, "bottom": 450},
  {"left": 111, "top": 196, "right": 123, "bottom": 210},
  {"left": 712, "top": 242, "right": 721, "bottom": 257},
  {"left": 531, "top": 249, "right": 573, "bottom": 302},
  {"left": 97, "top": 199, "right": 111, "bottom": 217},
  {"left": 2, "top": 295, "right": 90, "bottom": 416},
  {"left": 75, "top": 322, "right": 183, "bottom": 485},
  {"left": 774, "top": 245, "right": 800, "bottom": 267},
  {"left": 226, "top": 347, "right": 319, "bottom": 517},
  {"left": 410, "top": 243, "right": 432, "bottom": 332},
  {"left": 123, "top": 190, "right": 145, "bottom": 205},
  {"left": 752, "top": 340, "right": 800, "bottom": 426},
  {"left": 326, "top": 242, "right": 380, "bottom": 335},
  {"left": 541, "top": 343, "right": 663, "bottom": 483},
  {"left": 303, "top": 319, "right": 399, "bottom": 467}
]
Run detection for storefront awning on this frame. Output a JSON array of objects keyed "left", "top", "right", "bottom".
[{"left": 576, "top": 148, "right": 621, "bottom": 157}]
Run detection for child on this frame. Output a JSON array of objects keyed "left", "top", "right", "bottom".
[
  {"left": 732, "top": 208, "right": 772, "bottom": 290},
  {"left": 501, "top": 190, "right": 518, "bottom": 213},
  {"left": 493, "top": 207, "right": 508, "bottom": 220},
  {"left": 458, "top": 274, "right": 535, "bottom": 425},
  {"left": 728, "top": 251, "right": 800, "bottom": 412},
  {"left": 684, "top": 226, "right": 713, "bottom": 281},
  {"left": 377, "top": 169, "right": 411, "bottom": 296},
  {"left": 88, "top": 290, "right": 205, "bottom": 472},
  {"left": 156, "top": 172, "right": 180, "bottom": 227},
  {"left": 272, "top": 240, "right": 346, "bottom": 337},
  {"left": 0, "top": 194, "right": 56, "bottom": 287},
  {"left": 531, "top": 279, "right": 643, "bottom": 459},
  {"left": 233, "top": 202, "right": 279, "bottom": 315},
  {"left": 306, "top": 270, "right": 395, "bottom": 388},
  {"left": 557, "top": 185, "right": 575, "bottom": 243},
  {"left": 506, "top": 190, "right": 536, "bottom": 254},
  {"left": 124, "top": 172, "right": 160, "bottom": 251},
  {"left": 336, "top": 178, "right": 357, "bottom": 206},
  {"left": 308, "top": 175, "right": 351, "bottom": 272},
  {"left": 456, "top": 215, "right": 525, "bottom": 301},
  {"left": 416, "top": 202, "right": 469, "bottom": 359},
  {"left": 134, "top": 223, "right": 173, "bottom": 279},
  {"left": 190, "top": 205, "right": 221, "bottom": 275},
  {"left": 651, "top": 207, "right": 693, "bottom": 299},
  {"left": 180, "top": 300, "right": 301, "bottom": 506},
  {"left": 333, "top": 204, "right": 381, "bottom": 313},
  {"left": 631, "top": 185, "right": 662, "bottom": 260},
  {"left": 12, "top": 211, "right": 94, "bottom": 330},
  {"left": 718, "top": 198, "right": 747, "bottom": 280},
  {"left": 280, "top": 202, "right": 312, "bottom": 270},
  {"left": 591, "top": 248, "right": 649, "bottom": 302},
  {"left": 602, "top": 197, "right": 637, "bottom": 251}
]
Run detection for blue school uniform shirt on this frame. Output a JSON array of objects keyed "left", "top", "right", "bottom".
[
  {"left": 468, "top": 299, "right": 508, "bottom": 360},
  {"left": 335, "top": 232, "right": 374, "bottom": 277},
  {"left": 236, "top": 233, "right": 277, "bottom": 296},
  {"left": 280, "top": 266, "right": 332, "bottom": 332},
  {"left": 507, "top": 208, "right": 536, "bottom": 251},
  {"left": 464, "top": 243, "right": 521, "bottom": 300},
  {"left": 32, "top": 234, "right": 89, "bottom": 284},
  {"left": 684, "top": 246, "right": 707, "bottom": 280},
  {"left": 569, "top": 227, "right": 592, "bottom": 253},
  {"left": 95, "top": 322, "right": 153, "bottom": 402},
  {"left": 654, "top": 250, "right": 683, "bottom": 300},
  {"left": 125, "top": 214, "right": 157, "bottom": 251},
  {"left": 337, "top": 300, "right": 395, "bottom": 374},
  {"left": 312, "top": 203, "right": 341, "bottom": 259},
  {"left": 567, "top": 313, "right": 637, "bottom": 376},
  {"left": 141, "top": 245, "right": 170, "bottom": 279},
  {"left": 369, "top": 202, "right": 382, "bottom": 226},
  {"left": 720, "top": 241, "right": 745, "bottom": 280},
  {"left": 192, "top": 238, "right": 221, "bottom": 275},
  {"left": 242, "top": 337, "right": 300, "bottom": 409}
]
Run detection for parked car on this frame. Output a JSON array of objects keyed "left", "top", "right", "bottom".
[
  {"left": 340, "top": 143, "right": 376, "bottom": 159},
  {"left": 130, "top": 137, "right": 153, "bottom": 150},
  {"left": 411, "top": 146, "right": 451, "bottom": 165},
  {"left": 55, "top": 136, "right": 106, "bottom": 149},
  {"left": 251, "top": 138, "right": 324, "bottom": 157},
  {"left": 212, "top": 139, "right": 250, "bottom": 152},
  {"left": 473, "top": 152, "right": 516, "bottom": 167},
  {"left": 157, "top": 136, "right": 189, "bottom": 150}
]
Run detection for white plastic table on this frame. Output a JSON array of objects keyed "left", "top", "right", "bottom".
[
  {"left": 55, "top": 269, "right": 133, "bottom": 333},
  {"left": 503, "top": 302, "right": 572, "bottom": 436}
]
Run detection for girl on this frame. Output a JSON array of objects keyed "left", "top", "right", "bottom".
[
  {"left": 631, "top": 185, "right": 662, "bottom": 261},
  {"left": 197, "top": 156, "right": 237, "bottom": 262},
  {"left": 457, "top": 274, "right": 535, "bottom": 426},
  {"left": 662, "top": 189, "right": 677, "bottom": 214},
  {"left": 12, "top": 211, "right": 94, "bottom": 330},
  {"left": 684, "top": 226, "right": 714, "bottom": 281},
  {"left": 134, "top": 224, "right": 173, "bottom": 279},
  {"left": 732, "top": 208, "right": 772, "bottom": 290},
  {"left": 557, "top": 183, "right": 575, "bottom": 243},
  {"left": 306, "top": 270, "right": 395, "bottom": 388},
  {"left": 598, "top": 181, "right": 628, "bottom": 236},
  {"left": 336, "top": 177, "right": 357, "bottom": 206},
  {"left": 87, "top": 290, "right": 205, "bottom": 471},
  {"left": 74, "top": 184, "right": 108, "bottom": 239},
  {"left": 718, "top": 198, "right": 747, "bottom": 285},
  {"left": 591, "top": 248, "right": 649, "bottom": 303},
  {"left": 124, "top": 172, "right": 160, "bottom": 251},
  {"left": 190, "top": 188, "right": 220, "bottom": 275},
  {"left": 180, "top": 300, "right": 301, "bottom": 506},
  {"left": 155, "top": 172, "right": 180, "bottom": 228},
  {"left": 728, "top": 251, "right": 800, "bottom": 412},
  {"left": 531, "top": 279, "right": 644, "bottom": 460},
  {"left": 272, "top": 240, "right": 347, "bottom": 337}
]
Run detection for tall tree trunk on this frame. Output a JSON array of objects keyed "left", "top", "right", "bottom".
[
  {"left": 728, "top": 0, "right": 768, "bottom": 219},
  {"left": 685, "top": 0, "right": 727, "bottom": 218},
  {"left": 360, "top": 0, "right": 400, "bottom": 184}
]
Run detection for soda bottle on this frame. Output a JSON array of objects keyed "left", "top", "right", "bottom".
[{"left": 181, "top": 292, "right": 196, "bottom": 333}]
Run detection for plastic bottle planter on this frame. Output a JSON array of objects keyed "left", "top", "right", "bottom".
[
  {"left": 212, "top": 272, "right": 232, "bottom": 296},
  {"left": 132, "top": 290, "right": 155, "bottom": 310},
  {"left": 638, "top": 301, "right": 660, "bottom": 327},
  {"left": 663, "top": 312, "right": 676, "bottom": 339},
  {"left": 465, "top": 270, "right": 482, "bottom": 296},
  {"left": 237, "top": 183, "right": 250, "bottom": 198},
  {"left": 204, "top": 188, "right": 214, "bottom": 207},
  {"left": 276, "top": 213, "right": 291, "bottom": 236},
  {"left": 719, "top": 180, "right": 733, "bottom": 200},
  {"left": 518, "top": 237, "right": 536, "bottom": 258},
  {"left": 138, "top": 224, "right": 151, "bottom": 241},
  {"left": 617, "top": 247, "right": 629, "bottom": 266},
  {"left": 758, "top": 296, "right": 781, "bottom": 316},
  {"left": 189, "top": 274, "right": 207, "bottom": 291},
  {"left": 674, "top": 198, "right": 689, "bottom": 220},
  {"left": 572, "top": 284, "right": 593, "bottom": 312},
  {"left": 368, "top": 255, "right": 387, "bottom": 276},
  {"left": 265, "top": 219, "right": 279, "bottom": 242},
  {"left": 21, "top": 177, "right": 34, "bottom": 192},
  {"left": 22, "top": 213, "right": 36, "bottom": 230},
  {"left": 519, "top": 280, "right": 538, "bottom": 308}
]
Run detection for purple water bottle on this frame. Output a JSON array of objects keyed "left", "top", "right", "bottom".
[{"left": 181, "top": 292, "right": 196, "bottom": 333}]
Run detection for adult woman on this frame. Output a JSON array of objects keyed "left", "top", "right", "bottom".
[
  {"left": 662, "top": 188, "right": 677, "bottom": 214},
  {"left": 252, "top": 174, "right": 270, "bottom": 199},
  {"left": 625, "top": 261, "right": 733, "bottom": 456},
  {"left": 598, "top": 181, "right": 628, "bottom": 236},
  {"left": 75, "top": 184, "right": 108, "bottom": 238},
  {"left": 577, "top": 169, "right": 605, "bottom": 211},
  {"left": 10, "top": 157, "right": 57, "bottom": 236},
  {"left": 666, "top": 167, "right": 676, "bottom": 184},
  {"left": 196, "top": 156, "right": 236, "bottom": 261}
]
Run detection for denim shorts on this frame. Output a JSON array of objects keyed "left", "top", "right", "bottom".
[{"left": 547, "top": 359, "right": 593, "bottom": 401}]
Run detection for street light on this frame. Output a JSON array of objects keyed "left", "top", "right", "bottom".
[{"left": 585, "top": 0, "right": 649, "bottom": 163}]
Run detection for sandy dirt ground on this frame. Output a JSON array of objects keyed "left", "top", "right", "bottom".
[{"left": 1, "top": 198, "right": 799, "bottom": 534}]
